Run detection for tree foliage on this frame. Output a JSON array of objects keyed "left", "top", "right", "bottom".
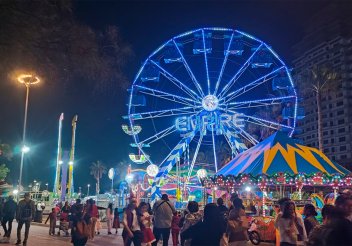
[
  {"left": 296, "top": 64, "right": 338, "bottom": 151},
  {"left": 297, "top": 64, "right": 338, "bottom": 96},
  {"left": 0, "top": 0, "right": 132, "bottom": 93},
  {"left": 90, "top": 160, "right": 107, "bottom": 180},
  {"left": 0, "top": 164, "right": 10, "bottom": 181},
  {"left": 115, "top": 160, "right": 128, "bottom": 182},
  {"left": 0, "top": 141, "right": 12, "bottom": 160},
  {"left": 90, "top": 160, "right": 107, "bottom": 194}
]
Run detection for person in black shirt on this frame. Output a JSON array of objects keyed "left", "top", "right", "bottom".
[
  {"left": 2, "top": 195, "right": 17, "bottom": 239},
  {"left": 183, "top": 203, "right": 224, "bottom": 246}
]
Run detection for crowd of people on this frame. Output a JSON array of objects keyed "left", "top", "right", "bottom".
[
  {"left": 0, "top": 190, "right": 350, "bottom": 246},
  {"left": 273, "top": 192, "right": 352, "bottom": 246},
  {"left": 120, "top": 191, "right": 352, "bottom": 246}
]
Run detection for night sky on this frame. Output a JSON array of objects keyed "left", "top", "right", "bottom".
[{"left": 0, "top": 0, "right": 343, "bottom": 192}]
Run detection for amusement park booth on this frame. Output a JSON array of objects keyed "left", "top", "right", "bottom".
[{"left": 203, "top": 131, "right": 351, "bottom": 242}]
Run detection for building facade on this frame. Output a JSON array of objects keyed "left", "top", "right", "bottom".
[{"left": 292, "top": 4, "right": 352, "bottom": 170}]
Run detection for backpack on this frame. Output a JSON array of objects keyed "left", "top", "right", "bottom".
[{"left": 21, "top": 201, "right": 32, "bottom": 219}]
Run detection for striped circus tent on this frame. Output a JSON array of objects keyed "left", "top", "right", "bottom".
[{"left": 217, "top": 131, "right": 351, "bottom": 177}]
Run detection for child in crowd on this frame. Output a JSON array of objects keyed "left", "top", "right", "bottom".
[
  {"left": 171, "top": 211, "right": 181, "bottom": 246},
  {"left": 113, "top": 207, "right": 120, "bottom": 234},
  {"left": 96, "top": 218, "right": 102, "bottom": 235},
  {"left": 45, "top": 208, "right": 57, "bottom": 235},
  {"left": 138, "top": 202, "right": 155, "bottom": 246}
]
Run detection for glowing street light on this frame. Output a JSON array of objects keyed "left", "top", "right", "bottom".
[
  {"left": 68, "top": 161, "right": 74, "bottom": 165},
  {"left": 45, "top": 183, "right": 49, "bottom": 190},
  {"left": 17, "top": 73, "right": 40, "bottom": 196},
  {"left": 108, "top": 168, "right": 115, "bottom": 192},
  {"left": 21, "top": 145, "right": 30, "bottom": 153},
  {"left": 13, "top": 189, "right": 19, "bottom": 195},
  {"left": 87, "top": 184, "right": 90, "bottom": 196}
]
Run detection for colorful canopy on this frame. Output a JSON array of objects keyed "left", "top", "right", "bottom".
[{"left": 217, "top": 131, "right": 351, "bottom": 177}]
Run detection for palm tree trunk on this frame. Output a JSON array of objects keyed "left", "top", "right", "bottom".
[
  {"left": 316, "top": 91, "right": 323, "bottom": 151},
  {"left": 96, "top": 178, "right": 100, "bottom": 195}
]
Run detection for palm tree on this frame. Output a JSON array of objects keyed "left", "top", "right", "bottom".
[
  {"left": 216, "top": 139, "right": 232, "bottom": 168},
  {"left": 115, "top": 160, "right": 128, "bottom": 182},
  {"left": 90, "top": 160, "right": 107, "bottom": 195},
  {"left": 297, "top": 64, "right": 338, "bottom": 151}
]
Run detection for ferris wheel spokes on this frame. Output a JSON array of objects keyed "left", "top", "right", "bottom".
[
  {"left": 201, "top": 29, "right": 211, "bottom": 95},
  {"left": 213, "top": 32, "right": 235, "bottom": 96},
  {"left": 185, "top": 133, "right": 203, "bottom": 187},
  {"left": 227, "top": 95, "right": 296, "bottom": 110},
  {"left": 135, "top": 85, "right": 198, "bottom": 107},
  {"left": 237, "top": 128, "right": 259, "bottom": 145},
  {"left": 217, "top": 43, "right": 263, "bottom": 100},
  {"left": 239, "top": 113, "right": 294, "bottom": 131},
  {"left": 138, "top": 125, "right": 177, "bottom": 147},
  {"left": 223, "top": 66, "right": 285, "bottom": 103},
  {"left": 211, "top": 124, "right": 218, "bottom": 172},
  {"left": 126, "top": 106, "right": 202, "bottom": 121},
  {"left": 149, "top": 60, "right": 200, "bottom": 100},
  {"left": 172, "top": 39, "right": 205, "bottom": 98}
]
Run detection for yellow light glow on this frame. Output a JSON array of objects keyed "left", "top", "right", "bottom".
[{"left": 17, "top": 74, "right": 40, "bottom": 85}]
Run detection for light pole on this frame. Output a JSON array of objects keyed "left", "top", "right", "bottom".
[
  {"left": 87, "top": 184, "right": 90, "bottom": 196},
  {"left": 17, "top": 74, "right": 40, "bottom": 195},
  {"left": 79, "top": 187, "right": 82, "bottom": 198},
  {"left": 46, "top": 183, "right": 49, "bottom": 190}
]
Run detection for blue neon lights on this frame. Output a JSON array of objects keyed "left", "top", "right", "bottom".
[{"left": 125, "top": 28, "right": 301, "bottom": 201}]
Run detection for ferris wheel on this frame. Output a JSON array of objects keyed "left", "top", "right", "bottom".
[{"left": 124, "top": 27, "right": 302, "bottom": 199}]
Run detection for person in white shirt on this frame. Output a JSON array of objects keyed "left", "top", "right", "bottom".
[
  {"left": 275, "top": 201, "right": 307, "bottom": 246},
  {"left": 122, "top": 198, "right": 143, "bottom": 246}
]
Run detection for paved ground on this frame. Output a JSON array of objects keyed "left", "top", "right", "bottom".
[
  {"left": 0, "top": 222, "right": 274, "bottom": 245},
  {"left": 0, "top": 222, "right": 124, "bottom": 246}
]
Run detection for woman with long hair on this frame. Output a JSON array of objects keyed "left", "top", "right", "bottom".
[
  {"left": 227, "top": 198, "right": 248, "bottom": 246},
  {"left": 182, "top": 203, "right": 224, "bottom": 246},
  {"left": 303, "top": 204, "right": 318, "bottom": 236},
  {"left": 275, "top": 201, "right": 307, "bottom": 246}
]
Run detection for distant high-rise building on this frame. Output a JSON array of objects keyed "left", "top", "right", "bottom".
[{"left": 292, "top": 4, "right": 352, "bottom": 170}]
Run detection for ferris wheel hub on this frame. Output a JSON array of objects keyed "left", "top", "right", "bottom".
[{"left": 202, "top": 95, "right": 219, "bottom": 111}]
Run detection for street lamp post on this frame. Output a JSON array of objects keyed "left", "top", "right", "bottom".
[
  {"left": 87, "top": 184, "right": 90, "bottom": 196},
  {"left": 79, "top": 187, "right": 82, "bottom": 198},
  {"left": 17, "top": 74, "right": 40, "bottom": 195},
  {"left": 46, "top": 183, "right": 49, "bottom": 190}
]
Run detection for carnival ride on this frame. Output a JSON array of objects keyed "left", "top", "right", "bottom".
[
  {"left": 53, "top": 113, "right": 79, "bottom": 201},
  {"left": 204, "top": 131, "right": 351, "bottom": 243},
  {"left": 123, "top": 27, "right": 302, "bottom": 201}
]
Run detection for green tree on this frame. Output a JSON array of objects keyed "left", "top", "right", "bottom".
[
  {"left": 115, "top": 161, "right": 128, "bottom": 182},
  {"left": 297, "top": 64, "right": 338, "bottom": 151},
  {"left": 90, "top": 160, "right": 107, "bottom": 195},
  {"left": 0, "top": 164, "right": 10, "bottom": 181},
  {"left": 0, "top": 0, "right": 132, "bottom": 93},
  {"left": 0, "top": 142, "right": 12, "bottom": 160}
]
